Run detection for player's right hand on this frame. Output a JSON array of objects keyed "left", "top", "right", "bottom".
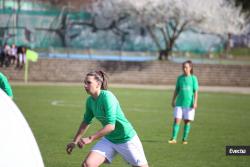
[{"left": 66, "top": 142, "right": 76, "bottom": 154}]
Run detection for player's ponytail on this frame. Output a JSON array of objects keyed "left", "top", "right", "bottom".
[
  {"left": 86, "top": 70, "right": 108, "bottom": 90},
  {"left": 97, "top": 70, "right": 108, "bottom": 90}
]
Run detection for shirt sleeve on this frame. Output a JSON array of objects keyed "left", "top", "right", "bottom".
[
  {"left": 83, "top": 98, "right": 94, "bottom": 124},
  {"left": 0, "top": 75, "right": 13, "bottom": 97},
  {"left": 103, "top": 93, "right": 117, "bottom": 125}
]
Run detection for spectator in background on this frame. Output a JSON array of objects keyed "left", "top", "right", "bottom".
[
  {"left": 3, "top": 43, "right": 11, "bottom": 67},
  {"left": 16, "top": 46, "right": 26, "bottom": 69},
  {"left": 0, "top": 72, "right": 13, "bottom": 99},
  {"left": 9, "top": 44, "right": 17, "bottom": 65}
]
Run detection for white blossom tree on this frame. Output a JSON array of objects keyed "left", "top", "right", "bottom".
[{"left": 79, "top": 0, "right": 247, "bottom": 59}]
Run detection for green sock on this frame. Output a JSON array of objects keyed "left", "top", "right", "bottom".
[
  {"left": 172, "top": 123, "right": 180, "bottom": 140},
  {"left": 183, "top": 123, "right": 191, "bottom": 141}
]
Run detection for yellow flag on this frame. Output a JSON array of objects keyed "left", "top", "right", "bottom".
[{"left": 26, "top": 49, "right": 38, "bottom": 62}]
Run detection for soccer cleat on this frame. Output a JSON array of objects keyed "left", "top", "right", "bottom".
[
  {"left": 168, "top": 139, "right": 177, "bottom": 144},
  {"left": 182, "top": 140, "right": 188, "bottom": 145}
]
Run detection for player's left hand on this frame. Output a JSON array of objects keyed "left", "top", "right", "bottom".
[{"left": 66, "top": 142, "right": 76, "bottom": 154}]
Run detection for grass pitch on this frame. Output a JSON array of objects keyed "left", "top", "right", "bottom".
[{"left": 13, "top": 85, "right": 250, "bottom": 167}]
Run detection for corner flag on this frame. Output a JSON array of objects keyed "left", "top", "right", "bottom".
[
  {"left": 24, "top": 49, "right": 39, "bottom": 83},
  {"left": 26, "top": 49, "right": 39, "bottom": 62}
]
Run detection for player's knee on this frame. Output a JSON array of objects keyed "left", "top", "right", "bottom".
[
  {"left": 82, "top": 160, "right": 88, "bottom": 167},
  {"left": 82, "top": 160, "right": 90, "bottom": 167},
  {"left": 82, "top": 159, "right": 97, "bottom": 167}
]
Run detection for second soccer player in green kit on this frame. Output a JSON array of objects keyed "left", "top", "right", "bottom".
[{"left": 168, "top": 60, "right": 199, "bottom": 145}]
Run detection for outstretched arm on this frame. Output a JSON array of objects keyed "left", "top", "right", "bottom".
[
  {"left": 78, "top": 124, "right": 115, "bottom": 146},
  {"left": 66, "top": 121, "right": 89, "bottom": 154}
]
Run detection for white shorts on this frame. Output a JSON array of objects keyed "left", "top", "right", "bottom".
[
  {"left": 174, "top": 107, "right": 195, "bottom": 121},
  {"left": 91, "top": 135, "right": 148, "bottom": 166}
]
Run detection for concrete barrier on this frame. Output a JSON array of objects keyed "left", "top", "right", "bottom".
[{"left": 1, "top": 58, "right": 250, "bottom": 86}]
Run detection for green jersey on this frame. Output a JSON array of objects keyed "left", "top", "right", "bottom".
[
  {"left": 175, "top": 74, "right": 198, "bottom": 108},
  {"left": 83, "top": 90, "right": 136, "bottom": 144},
  {"left": 0, "top": 72, "right": 13, "bottom": 98}
]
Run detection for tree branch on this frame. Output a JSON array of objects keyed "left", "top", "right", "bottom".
[{"left": 146, "top": 26, "right": 162, "bottom": 50}]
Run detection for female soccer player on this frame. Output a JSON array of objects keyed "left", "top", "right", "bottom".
[
  {"left": 66, "top": 70, "right": 149, "bottom": 167},
  {"left": 0, "top": 72, "right": 13, "bottom": 98},
  {"left": 168, "top": 60, "right": 199, "bottom": 144}
]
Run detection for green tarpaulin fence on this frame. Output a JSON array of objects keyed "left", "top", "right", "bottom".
[{"left": 0, "top": 0, "right": 224, "bottom": 54}]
